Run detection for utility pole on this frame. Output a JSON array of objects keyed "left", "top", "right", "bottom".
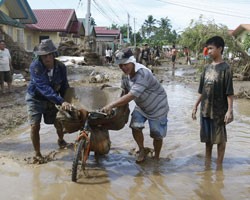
[
  {"left": 127, "top": 13, "right": 130, "bottom": 44},
  {"left": 134, "top": 18, "right": 136, "bottom": 48},
  {"left": 84, "top": 0, "right": 91, "bottom": 52},
  {"left": 119, "top": 27, "right": 122, "bottom": 46},
  {"left": 85, "top": 0, "right": 91, "bottom": 36}
]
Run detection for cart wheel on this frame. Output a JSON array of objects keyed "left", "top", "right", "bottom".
[{"left": 71, "top": 139, "right": 85, "bottom": 182}]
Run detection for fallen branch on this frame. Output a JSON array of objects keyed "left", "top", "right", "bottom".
[{"left": 243, "top": 90, "right": 250, "bottom": 99}]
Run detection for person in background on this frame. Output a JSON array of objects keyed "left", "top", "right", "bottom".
[
  {"left": 171, "top": 44, "right": 177, "bottom": 75},
  {"left": 192, "top": 36, "right": 234, "bottom": 169},
  {"left": 105, "top": 47, "right": 111, "bottom": 64},
  {"left": 25, "top": 39, "right": 71, "bottom": 162},
  {"left": 0, "top": 40, "right": 12, "bottom": 93},
  {"left": 203, "top": 45, "right": 209, "bottom": 64},
  {"left": 140, "top": 43, "right": 151, "bottom": 67},
  {"left": 108, "top": 47, "right": 113, "bottom": 64},
  {"left": 183, "top": 46, "right": 191, "bottom": 65},
  {"left": 102, "top": 48, "right": 169, "bottom": 163}
]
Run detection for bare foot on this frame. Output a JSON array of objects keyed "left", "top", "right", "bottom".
[{"left": 136, "top": 149, "right": 145, "bottom": 163}]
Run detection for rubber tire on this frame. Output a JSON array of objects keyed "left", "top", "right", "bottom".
[{"left": 71, "top": 139, "right": 85, "bottom": 182}]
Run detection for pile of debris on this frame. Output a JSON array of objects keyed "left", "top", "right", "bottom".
[
  {"left": 0, "top": 29, "right": 33, "bottom": 70},
  {"left": 58, "top": 40, "right": 102, "bottom": 66}
]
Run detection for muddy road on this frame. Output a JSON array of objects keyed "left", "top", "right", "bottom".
[{"left": 0, "top": 63, "right": 249, "bottom": 200}]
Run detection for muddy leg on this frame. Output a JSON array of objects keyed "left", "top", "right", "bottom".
[
  {"left": 153, "top": 139, "right": 162, "bottom": 160},
  {"left": 54, "top": 119, "right": 68, "bottom": 148},
  {"left": 132, "top": 128, "right": 145, "bottom": 162},
  {"left": 7, "top": 81, "right": 12, "bottom": 92},
  {"left": 54, "top": 119, "right": 64, "bottom": 140},
  {"left": 205, "top": 142, "right": 213, "bottom": 167},
  {"left": 0, "top": 83, "right": 4, "bottom": 93},
  {"left": 30, "top": 123, "right": 41, "bottom": 157},
  {"left": 217, "top": 142, "right": 226, "bottom": 167}
]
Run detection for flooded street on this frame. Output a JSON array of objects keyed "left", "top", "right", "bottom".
[{"left": 0, "top": 67, "right": 249, "bottom": 200}]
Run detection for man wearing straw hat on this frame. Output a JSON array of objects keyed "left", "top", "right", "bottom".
[{"left": 26, "top": 39, "right": 71, "bottom": 163}]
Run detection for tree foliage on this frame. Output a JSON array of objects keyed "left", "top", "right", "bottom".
[
  {"left": 178, "top": 16, "right": 235, "bottom": 56},
  {"left": 140, "top": 15, "right": 177, "bottom": 46},
  {"left": 243, "top": 34, "right": 250, "bottom": 51}
]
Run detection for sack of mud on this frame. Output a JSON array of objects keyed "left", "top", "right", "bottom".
[
  {"left": 56, "top": 106, "right": 87, "bottom": 133},
  {"left": 63, "top": 86, "right": 130, "bottom": 130},
  {"left": 90, "top": 128, "right": 111, "bottom": 154},
  {"left": 89, "top": 103, "right": 130, "bottom": 130}
]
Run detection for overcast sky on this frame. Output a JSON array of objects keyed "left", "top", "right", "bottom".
[{"left": 27, "top": 0, "right": 250, "bottom": 32}]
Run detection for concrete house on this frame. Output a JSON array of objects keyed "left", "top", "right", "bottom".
[
  {"left": 231, "top": 24, "right": 250, "bottom": 43},
  {"left": 25, "top": 9, "right": 85, "bottom": 52},
  {"left": 0, "top": 0, "right": 37, "bottom": 46},
  {"left": 94, "top": 26, "right": 120, "bottom": 56}
]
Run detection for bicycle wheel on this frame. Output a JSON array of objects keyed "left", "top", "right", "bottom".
[{"left": 71, "top": 139, "right": 85, "bottom": 182}]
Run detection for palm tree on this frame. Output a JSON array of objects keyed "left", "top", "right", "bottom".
[
  {"left": 158, "top": 17, "right": 171, "bottom": 33},
  {"left": 143, "top": 15, "right": 156, "bottom": 38}
]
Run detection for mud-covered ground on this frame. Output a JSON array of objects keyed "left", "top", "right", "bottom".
[
  {"left": 0, "top": 62, "right": 249, "bottom": 137},
  {"left": 0, "top": 61, "right": 250, "bottom": 200},
  {"left": 0, "top": 65, "right": 124, "bottom": 137}
]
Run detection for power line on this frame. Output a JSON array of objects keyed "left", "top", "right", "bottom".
[
  {"left": 92, "top": 0, "right": 118, "bottom": 25},
  {"left": 156, "top": 0, "right": 250, "bottom": 19}
]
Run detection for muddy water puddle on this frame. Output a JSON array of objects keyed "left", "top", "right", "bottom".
[{"left": 0, "top": 79, "right": 249, "bottom": 199}]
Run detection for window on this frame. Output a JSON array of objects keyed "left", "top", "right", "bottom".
[
  {"left": 7, "top": 26, "right": 13, "bottom": 38},
  {"left": 26, "top": 35, "right": 32, "bottom": 52},
  {"left": 39, "top": 36, "right": 49, "bottom": 43},
  {"left": 16, "top": 28, "right": 24, "bottom": 47}
]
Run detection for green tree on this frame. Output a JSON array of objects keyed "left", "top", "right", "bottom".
[
  {"left": 178, "top": 16, "right": 235, "bottom": 58},
  {"left": 143, "top": 15, "right": 157, "bottom": 38},
  {"left": 243, "top": 34, "right": 250, "bottom": 51},
  {"left": 137, "top": 16, "right": 178, "bottom": 47}
]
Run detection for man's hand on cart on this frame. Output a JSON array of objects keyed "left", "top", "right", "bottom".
[
  {"left": 61, "top": 101, "right": 73, "bottom": 111},
  {"left": 101, "top": 103, "right": 114, "bottom": 115}
]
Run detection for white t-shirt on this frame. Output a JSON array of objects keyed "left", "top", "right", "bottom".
[{"left": 0, "top": 48, "right": 11, "bottom": 71}]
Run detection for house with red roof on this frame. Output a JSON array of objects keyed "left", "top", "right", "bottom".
[
  {"left": 231, "top": 24, "right": 250, "bottom": 43},
  {"left": 0, "top": 0, "right": 37, "bottom": 47},
  {"left": 25, "top": 9, "right": 85, "bottom": 51},
  {"left": 94, "top": 26, "right": 121, "bottom": 56}
]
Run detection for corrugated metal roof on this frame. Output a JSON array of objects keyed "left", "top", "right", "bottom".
[
  {"left": 95, "top": 26, "right": 120, "bottom": 35},
  {"left": 26, "top": 9, "right": 76, "bottom": 32}
]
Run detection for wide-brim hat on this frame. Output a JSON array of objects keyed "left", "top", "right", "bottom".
[
  {"left": 35, "top": 39, "right": 57, "bottom": 56},
  {"left": 115, "top": 48, "right": 135, "bottom": 65}
]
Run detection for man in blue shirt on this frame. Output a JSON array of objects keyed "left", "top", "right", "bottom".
[{"left": 26, "top": 39, "right": 71, "bottom": 162}]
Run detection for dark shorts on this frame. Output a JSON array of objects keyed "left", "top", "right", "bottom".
[
  {"left": 171, "top": 55, "right": 176, "bottom": 62},
  {"left": 200, "top": 117, "right": 227, "bottom": 144},
  {"left": 129, "top": 110, "right": 168, "bottom": 140},
  {"left": 0, "top": 71, "right": 12, "bottom": 84},
  {"left": 25, "top": 93, "right": 58, "bottom": 125}
]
